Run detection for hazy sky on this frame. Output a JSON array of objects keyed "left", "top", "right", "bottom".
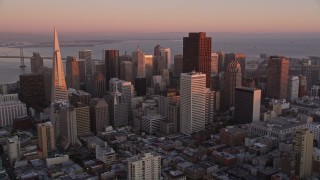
[{"left": 1, "top": 0, "right": 320, "bottom": 34}]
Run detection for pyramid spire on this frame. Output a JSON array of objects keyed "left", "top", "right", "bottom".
[
  {"left": 51, "top": 28, "right": 68, "bottom": 102},
  {"left": 54, "top": 28, "right": 60, "bottom": 52}
]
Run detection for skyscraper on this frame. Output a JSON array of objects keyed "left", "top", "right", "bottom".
[
  {"left": 266, "top": 56, "right": 289, "bottom": 100},
  {"left": 74, "top": 102, "right": 91, "bottom": 137},
  {"left": 225, "top": 60, "right": 242, "bottom": 107},
  {"left": 183, "top": 32, "right": 212, "bottom": 88},
  {"left": 302, "top": 64, "right": 319, "bottom": 90},
  {"left": 105, "top": 84, "right": 129, "bottom": 127},
  {"left": 299, "top": 75, "right": 308, "bottom": 97},
  {"left": 211, "top": 52, "right": 219, "bottom": 75},
  {"left": 234, "top": 87, "right": 261, "bottom": 124},
  {"left": 66, "top": 56, "right": 80, "bottom": 90},
  {"left": 51, "top": 28, "right": 68, "bottom": 103},
  {"left": 87, "top": 72, "right": 106, "bottom": 98},
  {"left": 19, "top": 73, "right": 46, "bottom": 110},
  {"left": 120, "top": 61, "right": 133, "bottom": 82},
  {"left": 293, "top": 129, "right": 313, "bottom": 179},
  {"left": 90, "top": 98, "right": 109, "bottom": 134},
  {"left": 174, "top": 55, "right": 183, "bottom": 76},
  {"left": 59, "top": 102, "right": 81, "bottom": 149},
  {"left": 288, "top": 76, "right": 299, "bottom": 102},
  {"left": 79, "top": 50, "right": 92, "bottom": 78},
  {"left": 224, "top": 53, "right": 246, "bottom": 76},
  {"left": 30, "top": 52, "right": 43, "bottom": 74},
  {"left": 145, "top": 54, "right": 153, "bottom": 87},
  {"left": 160, "top": 48, "right": 171, "bottom": 69},
  {"left": 77, "top": 59, "right": 86, "bottom": 85},
  {"left": 51, "top": 28, "right": 69, "bottom": 140},
  {"left": 180, "top": 72, "right": 206, "bottom": 136},
  {"left": 154, "top": 45, "right": 161, "bottom": 57},
  {"left": 133, "top": 49, "right": 145, "bottom": 78},
  {"left": 37, "top": 121, "right": 55, "bottom": 159},
  {"left": 105, "top": 50, "right": 120, "bottom": 90},
  {"left": 217, "top": 51, "right": 225, "bottom": 74}
]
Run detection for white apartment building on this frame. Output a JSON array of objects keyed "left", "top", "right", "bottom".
[{"left": 127, "top": 152, "right": 161, "bottom": 180}]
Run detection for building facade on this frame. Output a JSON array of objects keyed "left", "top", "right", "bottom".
[
  {"left": 266, "top": 56, "right": 289, "bottom": 100},
  {"left": 180, "top": 72, "right": 206, "bottom": 136},
  {"left": 234, "top": 87, "right": 261, "bottom": 124},
  {"left": 183, "top": 32, "right": 212, "bottom": 88}
]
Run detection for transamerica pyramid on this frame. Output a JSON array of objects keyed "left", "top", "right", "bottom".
[{"left": 51, "top": 28, "right": 68, "bottom": 102}]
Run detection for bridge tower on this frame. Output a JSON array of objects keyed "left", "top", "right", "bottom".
[{"left": 19, "top": 47, "right": 26, "bottom": 68}]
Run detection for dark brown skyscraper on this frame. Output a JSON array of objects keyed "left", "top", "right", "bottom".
[
  {"left": 105, "top": 50, "right": 120, "bottom": 90},
  {"left": 154, "top": 45, "right": 161, "bottom": 57},
  {"left": 66, "top": 56, "right": 80, "bottom": 90},
  {"left": 266, "top": 56, "right": 289, "bottom": 99},
  {"left": 20, "top": 74, "right": 46, "bottom": 111},
  {"left": 183, "top": 32, "right": 212, "bottom": 87}
]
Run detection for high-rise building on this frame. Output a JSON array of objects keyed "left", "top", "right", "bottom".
[
  {"left": 92, "top": 61, "right": 106, "bottom": 77},
  {"left": 120, "top": 61, "right": 133, "bottom": 82},
  {"left": 224, "top": 53, "right": 246, "bottom": 76},
  {"left": 105, "top": 50, "right": 120, "bottom": 90},
  {"left": 74, "top": 102, "right": 91, "bottom": 137},
  {"left": 59, "top": 102, "right": 81, "bottom": 149},
  {"left": 90, "top": 98, "right": 109, "bottom": 134},
  {"left": 30, "top": 52, "right": 43, "bottom": 74},
  {"left": 87, "top": 72, "right": 106, "bottom": 98},
  {"left": 105, "top": 85, "right": 129, "bottom": 127},
  {"left": 205, "top": 88, "right": 216, "bottom": 125},
  {"left": 299, "top": 75, "right": 308, "bottom": 97},
  {"left": 109, "top": 78, "right": 134, "bottom": 124},
  {"left": 145, "top": 54, "right": 153, "bottom": 87},
  {"left": 133, "top": 49, "right": 145, "bottom": 79},
  {"left": 19, "top": 73, "right": 46, "bottom": 110},
  {"left": 37, "top": 121, "right": 55, "bottom": 159},
  {"left": 266, "top": 56, "right": 289, "bottom": 100},
  {"left": 160, "top": 48, "right": 171, "bottom": 69},
  {"left": 302, "top": 64, "right": 319, "bottom": 90},
  {"left": 288, "top": 76, "right": 299, "bottom": 102},
  {"left": 225, "top": 60, "right": 242, "bottom": 107},
  {"left": 66, "top": 56, "right": 80, "bottom": 90},
  {"left": 152, "top": 75, "right": 166, "bottom": 94},
  {"left": 174, "top": 55, "right": 183, "bottom": 77},
  {"left": 79, "top": 50, "right": 92, "bottom": 78},
  {"left": 0, "top": 100, "right": 27, "bottom": 127},
  {"left": 77, "top": 59, "right": 86, "bottom": 85},
  {"left": 154, "top": 45, "right": 161, "bottom": 57},
  {"left": 180, "top": 72, "right": 206, "bottom": 136},
  {"left": 211, "top": 53, "right": 219, "bottom": 75},
  {"left": 135, "top": 78, "right": 146, "bottom": 96},
  {"left": 51, "top": 28, "right": 68, "bottom": 103},
  {"left": 293, "top": 129, "right": 313, "bottom": 179},
  {"left": 234, "top": 87, "right": 261, "bottom": 124},
  {"left": 38, "top": 66, "right": 52, "bottom": 101},
  {"left": 183, "top": 32, "right": 212, "bottom": 88},
  {"left": 127, "top": 152, "right": 161, "bottom": 180},
  {"left": 217, "top": 51, "right": 225, "bottom": 74},
  {"left": 168, "top": 96, "right": 180, "bottom": 133}
]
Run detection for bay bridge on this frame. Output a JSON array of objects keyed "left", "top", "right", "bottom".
[
  {"left": 0, "top": 47, "right": 60, "bottom": 68},
  {"left": 0, "top": 47, "right": 103, "bottom": 68}
]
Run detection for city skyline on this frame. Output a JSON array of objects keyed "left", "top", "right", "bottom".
[{"left": 1, "top": 0, "right": 320, "bottom": 34}]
